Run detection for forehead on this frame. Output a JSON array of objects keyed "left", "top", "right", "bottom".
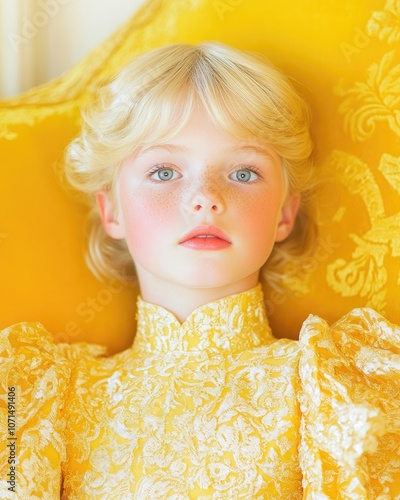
[
  {"left": 139, "top": 143, "right": 277, "bottom": 162},
  {"left": 136, "top": 108, "right": 278, "bottom": 160},
  {"left": 129, "top": 91, "right": 275, "bottom": 148}
]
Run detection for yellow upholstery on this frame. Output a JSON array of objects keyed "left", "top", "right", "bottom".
[{"left": 1, "top": 0, "right": 399, "bottom": 353}]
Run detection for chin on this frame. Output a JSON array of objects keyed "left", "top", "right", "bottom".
[{"left": 177, "top": 272, "right": 244, "bottom": 291}]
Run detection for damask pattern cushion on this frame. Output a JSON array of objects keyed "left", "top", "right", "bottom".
[{"left": 0, "top": 0, "right": 399, "bottom": 352}]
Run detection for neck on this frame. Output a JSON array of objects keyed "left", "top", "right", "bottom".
[{"left": 135, "top": 267, "right": 260, "bottom": 323}]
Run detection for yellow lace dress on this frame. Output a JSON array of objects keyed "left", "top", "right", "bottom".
[{"left": 1, "top": 284, "right": 400, "bottom": 499}]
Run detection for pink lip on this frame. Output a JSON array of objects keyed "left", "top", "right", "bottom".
[
  {"left": 179, "top": 225, "right": 231, "bottom": 251},
  {"left": 179, "top": 225, "right": 231, "bottom": 243}
]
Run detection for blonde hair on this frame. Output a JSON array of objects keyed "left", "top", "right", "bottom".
[{"left": 64, "top": 41, "right": 316, "bottom": 288}]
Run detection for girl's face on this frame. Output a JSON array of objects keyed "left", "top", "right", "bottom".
[{"left": 97, "top": 108, "right": 299, "bottom": 294}]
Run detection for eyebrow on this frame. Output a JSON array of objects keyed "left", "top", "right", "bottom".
[{"left": 141, "top": 144, "right": 274, "bottom": 158}]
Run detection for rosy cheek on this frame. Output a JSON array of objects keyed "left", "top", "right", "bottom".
[
  {"left": 234, "top": 190, "right": 269, "bottom": 216},
  {"left": 234, "top": 191, "right": 278, "bottom": 237},
  {"left": 121, "top": 190, "right": 178, "bottom": 253}
]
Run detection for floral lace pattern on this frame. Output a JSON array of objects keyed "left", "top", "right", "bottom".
[
  {"left": 62, "top": 286, "right": 303, "bottom": 499},
  {"left": 2, "top": 285, "right": 400, "bottom": 499},
  {"left": 0, "top": 323, "right": 105, "bottom": 500}
]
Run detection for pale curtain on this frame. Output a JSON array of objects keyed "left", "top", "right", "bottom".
[
  {"left": 0, "top": 0, "right": 36, "bottom": 98},
  {"left": 0, "top": 0, "right": 145, "bottom": 99}
]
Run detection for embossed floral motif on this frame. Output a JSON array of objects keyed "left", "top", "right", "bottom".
[
  {"left": 327, "top": 235, "right": 388, "bottom": 309},
  {"left": 331, "top": 4, "right": 400, "bottom": 310},
  {"left": 367, "top": 0, "right": 400, "bottom": 43},
  {"left": 335, "top": 50, "right": 400, "bottom": 141},
  {"left": 326, "top": 151, "right": 400, "bottom": 311}
]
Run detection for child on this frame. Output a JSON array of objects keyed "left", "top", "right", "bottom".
[{"left": 1, "top": 42, "right": 399, "bottom": 499}]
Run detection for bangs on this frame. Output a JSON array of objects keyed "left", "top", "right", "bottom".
[{"left": 113, "top": 43, "right": 310, "bottom": 163}]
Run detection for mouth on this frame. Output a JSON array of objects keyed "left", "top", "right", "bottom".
[
  {"left": 179, "top": 225, "right": 231, "bottom": 250},
  {"left": 193, "top": 235, "right": 220, "bottom": 239}
]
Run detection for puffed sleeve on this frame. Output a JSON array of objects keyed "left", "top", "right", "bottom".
[
  {"left": 298, "top": 308, "right": 400, "bottom": 499},
  {"left": 0, "top": 322, "right": 106, "bottom": 500}
]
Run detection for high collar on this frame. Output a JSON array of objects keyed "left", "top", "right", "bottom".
[{"left": 132, "top": 284, "right": 274, "bottom": 355}]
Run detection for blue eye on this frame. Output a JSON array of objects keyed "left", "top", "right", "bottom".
[
  {"left": 231, "top": 169, "right": 259, "bottom": 182},
  {"left": 157, "top": 169, "right": 174, "bottom": 181},
  {"left": 150, "top": 167, "right": 180, "bottom": 181}
]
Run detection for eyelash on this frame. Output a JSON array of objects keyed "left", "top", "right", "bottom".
[
  {"left": 148, "top": 164, "right": 174, "bottom": 176},
  {"left": 241, "top": 165, "right": 262, "bottom": 178},
  {"left": 147, "top": 164, "right": 263, "bottom": 182}
]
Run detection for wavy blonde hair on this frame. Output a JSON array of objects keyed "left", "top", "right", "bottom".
[{"left": 64, "top": 41, "right": 316, "bottom": 288}]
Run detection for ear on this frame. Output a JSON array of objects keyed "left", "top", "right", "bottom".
[
  {"left": 95, "top": 189, "right": 126, "bottom": 239},
  {"left": 275, "top": 193, "right": 301, "bottom": 242}
]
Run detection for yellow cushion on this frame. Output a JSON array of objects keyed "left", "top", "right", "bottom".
[{"left": 1, "top": 0, "right": 399, "bottom": 352}]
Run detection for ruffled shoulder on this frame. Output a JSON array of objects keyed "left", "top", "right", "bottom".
[
  {"left": 0, "top": 322, "right": 106, "bottom": 499},
  {"left": 298, "top": 308, "right": 400, "bottom": 499}
]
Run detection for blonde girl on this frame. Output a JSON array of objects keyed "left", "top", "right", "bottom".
[{"left": 1, "top": 42, "right": 399, "bottom": 499}]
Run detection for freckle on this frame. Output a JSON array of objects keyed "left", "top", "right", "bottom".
[{"left": 144, "top": 191, "right": 178, "bottom": 221}]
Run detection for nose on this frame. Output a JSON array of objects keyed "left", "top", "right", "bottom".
[{"left": 184, "top": 176, "right": 226, "bottom": 216}]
